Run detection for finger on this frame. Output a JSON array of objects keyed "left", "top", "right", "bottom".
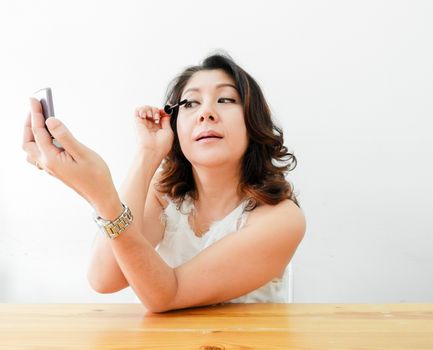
[
  {"left": 135, "top": 106, "right": 162, "bottom": 127},
  {"left": 23, "top": 142, "right": 41, "bottom": 160},
  {"left": 135, "top": 107, "right": 142, "bottom": 118},
  {"left": 22, "top": 111, "right": 35, "bottom": 148},
  {"left": 159, "top": 109, "right": 171, "bottom": 130},
  {"left": 151, "top": 107, "right": 161, "bottom": 124},
  {"left": 26, "top": 154, "right": 38, "bottom": 166},
  {"left": 159, "top": 108, "right": 170, "bottom": 119},
  {"left": 135, "top": 106, "right": 146, "bottom": 118},
  {"left": 136, "top": 106, "right": 154, "bottom": 120},
  {"left": 25, "top": 154, "right": 34, "bottom": 165},
  {"left": 35, "top": 161, "right": 44, "bottom": 170},
  {"left": 151, "top": 106, "right": 159, "bottom": 115},
  {"left": 45, "top": 117, "right": 87, "bottom": 159},
  {"left": 160, "top": 115, "right": 171, "bottom": 130},
  {"left": 29, "top": 98, "right": 57, "bottom": 155}
]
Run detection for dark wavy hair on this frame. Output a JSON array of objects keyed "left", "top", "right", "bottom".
[{"left": 156, "top": 52, "right": 299, "bottom": 211}]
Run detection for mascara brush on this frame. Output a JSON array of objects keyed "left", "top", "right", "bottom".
[{"left": 164, "top": 99, "right": 188, "bottom": 115}]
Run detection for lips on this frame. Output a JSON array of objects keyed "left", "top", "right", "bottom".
[{"left": 195, "top": 130, "right": 223, "bottom": 141}]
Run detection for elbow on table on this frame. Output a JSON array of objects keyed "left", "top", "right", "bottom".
[
  {"left": 86, "top": 278, "right": 174, "bottom": 313},
  {"left": 87, "top": 279, "right": 112, "bottom": 294},
  {"left": 133, "top": 288, "right": 182, "bottom": 314},
  {"left": 87, "top": 273, "right": 127, "bottom": 294},
  {"left": 133, "top": 294, "right": 176, "bottom": 314},
  {"left": 88, "top": 283, "right": 115, "bottom": 294}
]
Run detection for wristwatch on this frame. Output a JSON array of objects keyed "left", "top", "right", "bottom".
[{"left": 93, "top": 203, "right": 134, "bottom": 240}]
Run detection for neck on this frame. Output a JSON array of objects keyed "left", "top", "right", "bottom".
[{"left": 191, "top": 163, "right": 244, "bottom": 216}]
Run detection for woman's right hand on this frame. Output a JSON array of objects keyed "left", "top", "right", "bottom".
[{"left": 134, "top": 105, "right": 174, "bottom": 158}]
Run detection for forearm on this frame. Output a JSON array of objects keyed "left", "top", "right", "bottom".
[
  {"left": 118, "top": 150, "right": 163, "bottom": 225},
  {"left": 109, "top": 218, "right": 178, "bottom": 312},
  {"left": 91, "top": 150, "right": 176, "bottom": 311},
  {"left": 87, "top": 150, "right": 163, "bottom": 292},
  {"left": 93, "top": 188, "right": 178, "bottom": 311},
  {"left": 90, "top": 198, "right": 177, "bottom": 310}
]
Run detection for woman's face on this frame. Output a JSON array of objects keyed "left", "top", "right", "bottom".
[{"left": 176, "top": 69, "right": 249, "bottom": 169}]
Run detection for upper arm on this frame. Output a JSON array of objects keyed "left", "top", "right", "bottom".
[
  {"left": 168, "top": 199, "right": 306, "bottom": 311},
  {"left": 141, "top": 174, "right": 167, "bottom": 248}
]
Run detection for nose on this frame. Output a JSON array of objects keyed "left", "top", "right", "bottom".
[{"left": 198, "top": 111, "right": 217, "bottom": 123}]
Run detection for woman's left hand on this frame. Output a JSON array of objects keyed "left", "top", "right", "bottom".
[{"left": 23, "top": 98, "right": 120, "bottom": 211}]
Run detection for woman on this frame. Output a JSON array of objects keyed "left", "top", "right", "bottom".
[{"left": 23, "top": 53, "right": 306, "bottom": 313}]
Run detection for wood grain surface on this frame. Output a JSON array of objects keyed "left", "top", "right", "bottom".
[{"left": 1, "top": 303, "right": 432, "bottom": 349}]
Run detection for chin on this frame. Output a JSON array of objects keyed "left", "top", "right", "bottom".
[
  {"left": 189, "top": 154, "right": 236, "bottom": 168},
  {"left": 192, "top": 159, "right": 229, "bottom": 168}
]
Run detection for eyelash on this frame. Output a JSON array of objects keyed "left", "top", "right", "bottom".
[{"left": 183, "top": 98, "right": 236, "bottom": 109}]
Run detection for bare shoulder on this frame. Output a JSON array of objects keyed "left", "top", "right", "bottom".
[{"left": 245, "top": 199, "right": 306, "bottom": 238}]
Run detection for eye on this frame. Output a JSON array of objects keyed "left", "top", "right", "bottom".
[
  {"left": 184, "top": 100, "right": 199, "bottom": 109},
  {"left": 218, "top": 97, "right": 236, "bottom": 103}
]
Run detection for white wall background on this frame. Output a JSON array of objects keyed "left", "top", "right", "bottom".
[{"left": 1, "top": 0, "right": 432, "bottom": 304}]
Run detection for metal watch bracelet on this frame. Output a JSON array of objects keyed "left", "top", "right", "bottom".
[{"left": 93, "top": 203, "right": 134, "bottom": 240}]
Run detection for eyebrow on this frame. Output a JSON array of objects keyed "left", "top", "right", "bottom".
[{"left": 182, "top": 83, "right": 238, "bottom": 96}]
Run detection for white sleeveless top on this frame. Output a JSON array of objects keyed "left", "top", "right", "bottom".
[{"left": 133, "top": 194, "right": 292, "bottom": 304}]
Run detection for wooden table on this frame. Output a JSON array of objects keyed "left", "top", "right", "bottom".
[{"left": 1, "top": 303, "right": 432, "bottom": 349}]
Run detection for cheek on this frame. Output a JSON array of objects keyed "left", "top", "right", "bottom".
[
  {"left": 228, "top": 115, "right": 248, "bottom": 138},
  {"left": 225, "top": 122, "right": 249, "bottom": 152},
  {"left": 176, "top": 120, "right": 192, "bottom": 152}
]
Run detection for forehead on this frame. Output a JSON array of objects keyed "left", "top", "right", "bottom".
[{"left": 182, "top": 69, "right": 237, "bottom": 94}]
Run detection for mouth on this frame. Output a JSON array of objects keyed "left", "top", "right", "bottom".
[{"left": 196, "top": 136, "right": 223, "bottom": 141}]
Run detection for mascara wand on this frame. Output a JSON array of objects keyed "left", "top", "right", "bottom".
[{"left": 164, "top": 99, "right": 188, "bottom": 115}]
